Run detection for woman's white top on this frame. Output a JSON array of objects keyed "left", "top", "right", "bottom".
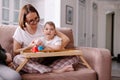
[{"left": 13, "top": 24, "right": 44, "bottom": 48}]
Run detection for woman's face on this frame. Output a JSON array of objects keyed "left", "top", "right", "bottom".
[
  {"left": 25, "top": 12, "right": 39, "bottom": 28},
  {"left": 43, "top": 24, "right": 56, "bottom": 40}
]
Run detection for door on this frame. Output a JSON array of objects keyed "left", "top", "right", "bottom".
[
  {"left": 78, "top": 0, "right": 87, "bottom": 47},
  {"left": 92, "top": 3, "right": 98, "bottom": 47},
  {"left": 106, "top": 12, "right": 114, "bottom": 56}
]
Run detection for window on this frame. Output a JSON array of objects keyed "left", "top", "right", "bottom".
[
  {"left": 1, "top": 0, "right": 21, "bottom": 25},
  {"left": 2, "top": 0, "right": 9, "bottom": 7},
  {"left": 2, "top": 0, "right": 9, "bottom": 24},
  {"left": 2, "top": 9, "right": 9, "bottom": 21},
  {"left": 13, "top": 0, "right": 20, "bottom": 25}
]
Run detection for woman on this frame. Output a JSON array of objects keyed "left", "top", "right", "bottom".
[
  {"left": 13, "top": 4, "right": 79, "bottom": 74},
  {"left": 0, "top": 45, "right": 21, "bottom": 80}
]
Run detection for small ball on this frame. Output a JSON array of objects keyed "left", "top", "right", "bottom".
[{"left": 38, "top": 46, "right": 44, "bottom": 51}]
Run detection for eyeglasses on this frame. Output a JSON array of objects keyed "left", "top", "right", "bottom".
[{"left": 26, "top": 17, "right": 40, "bottom": 25}]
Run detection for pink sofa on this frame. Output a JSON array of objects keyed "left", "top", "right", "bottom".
[{"left": 0, "top": 25, "right": 111, "bottom": 80}]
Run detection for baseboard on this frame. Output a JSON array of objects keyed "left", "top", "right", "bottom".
[
  {"left": 112, "top": 57, "right": 117, "bottom": 61},
  {"left": 112, "top": 56, "right": 120, "bottom": 63}
]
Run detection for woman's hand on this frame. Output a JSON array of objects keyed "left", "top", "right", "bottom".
[{"left": 13, "top": 39, "right": 34, "bottom": 54}]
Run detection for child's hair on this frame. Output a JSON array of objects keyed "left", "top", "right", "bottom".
[{"left": 44, "top": 21, "right": 56, "bottom": 29}]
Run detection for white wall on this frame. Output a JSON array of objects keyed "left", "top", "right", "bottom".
[
  {"left": 0, "top": 0, "right": 2, "bottom": 24},
  {"left": 44, "top": 0, "right": 60, "bottom": 27},
  {"left": 114, "top": 9, "right": 120, "bottom": 57},
  {"left": 97, "top": 1, "right": 120, "bottom": 57},
  {"left": 21, "top": 0, "right": 45, "bottom": 24},
  {"left": 21, "top": 0, "right": 61, "bottom": 26},
  {"left": 61, "top": 0, "right": 77, "bottom": 46}
]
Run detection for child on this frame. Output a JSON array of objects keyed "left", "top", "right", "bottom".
[
  {"left": 33, "top": 21, "right": 62, "bottom": 51},
  {"left": 33, "top": 21, "right": 74, "bottom": 73}
]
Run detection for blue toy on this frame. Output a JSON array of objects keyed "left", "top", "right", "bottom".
[{"left": 38, "top": 46, "right": 44, "bottom": 51}]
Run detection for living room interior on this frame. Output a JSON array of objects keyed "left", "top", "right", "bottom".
[{"left": 0, "top": 0, "right": 120, "bottom": 80}]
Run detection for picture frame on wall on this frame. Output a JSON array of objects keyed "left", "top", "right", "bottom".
[{"left": 66, "top": 5, "right": 73, "bottom": 25}]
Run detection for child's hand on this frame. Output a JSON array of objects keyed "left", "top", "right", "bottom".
[
  {"left": 36, "top": 40, "right": 43, "bottom": 46},
  {"left": 34, "top": 39, "right": 43, "bottom": 46}
]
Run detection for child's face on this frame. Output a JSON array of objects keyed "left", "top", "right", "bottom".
[{"left": 43, "top": 24, "right": 56, "bottom": 40}]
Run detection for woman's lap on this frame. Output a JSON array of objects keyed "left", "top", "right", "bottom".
[
  {"left": 13, "top": 54, "right": 52, "bottom": 73},
  {"left": 13, "top": 54, "right": 79, "bottom": 74},
  {"left": 50, "top": 56, "right": 79, "bottom": 69}
]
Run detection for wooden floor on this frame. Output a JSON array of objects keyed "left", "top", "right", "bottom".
[
  {"left": 112, "top": 76, "right": 120, "bottom": 80},
  {"left": 112, "top": 60, "right": 120, "bottom": 80}
]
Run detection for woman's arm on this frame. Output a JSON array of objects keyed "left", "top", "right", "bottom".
[
  {"left": 13, "top": 39, "right": 24, "bottom": 55},
  {"left": 13, "top": 39, "right": 33, "bottom": 55},
  {"left": 56, "top": 30, "right": 70, "bottom": 48}
]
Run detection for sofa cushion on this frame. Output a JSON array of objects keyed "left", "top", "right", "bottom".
[
  {"left": 22, "top": 68, "right": 97, "bottom": 80},
  {"left": 0, "top": 25, "right": 17, "bottom": 56}
]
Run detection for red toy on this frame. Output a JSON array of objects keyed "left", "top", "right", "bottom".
[{"left": 31, "top": 46, "right": 38, "bottom": 52}]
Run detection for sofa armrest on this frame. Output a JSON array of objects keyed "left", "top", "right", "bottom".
[{"left": 76, "top": 47, "right": 111, "bottom": 80}]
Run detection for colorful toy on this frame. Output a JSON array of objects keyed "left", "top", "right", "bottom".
[
  {"left": 38, "top": 46, "right": 44, "bottom": 51},
  {"left": 31, "top": 46, "right": 38, "bottom": 52}
]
